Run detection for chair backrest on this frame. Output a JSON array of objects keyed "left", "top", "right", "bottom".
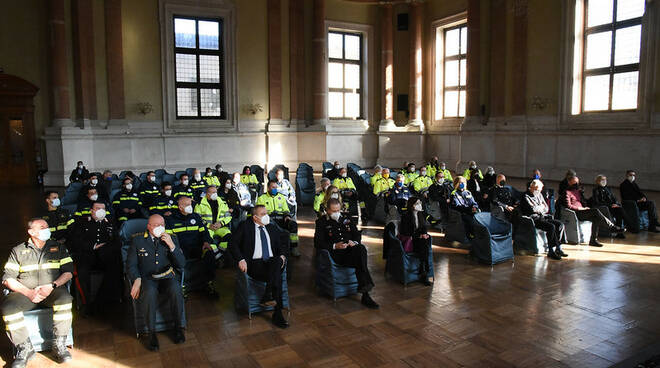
[
  {"left": 296, "top": 163, "right": 313, "bottom": 178},
  {"left": 111, "top": 179, "right": 122, "bottom": 190},
  {"left": 61, "top": 192, "right": 78, "bottom": 206},
  {"left": 347, "top": 163, "right": 362, "bottom": 174},
  {"left": 250, "top": 165, "right": 265, "bottom": 183},
  {"left": 66, "top": 182, "right": 82, "bottom": 193},
  {"left": 474, "top": 212, "right": 511, "bottom": 235},
  {"left": 174, "top": 170, "right": 187, "bottom": 180},
  {"left": 268, "top": 165, "right": 289, "bottom": 181},
  {"left": 185, "top": 168, "right": 196, "bottom": 177},
  {"left": 503, "top": 185, "right": 524, "bottom": 203},
  {"left": 322, "top": 162, "right": 333, "bottom": 176},
  {"left": 119, "top": 219, "right": 148, "bottom": 262},
  {"left": 155, "top": 169, "right": 167, "bottom": 178},
  {"left": 359, "top": 173, "right": 371, "bottom": 185},
  {"left": 139, "top": 172, "right": 148, "bottom": 182},
  {"left": 62, "top": 204, "right": 77, "bottom": 215},
  {"left": 110, "top": 188, "right": 121, "bottom": 201},
  {"left": 162, "top": 174, "right": 176, "bottom": 184}
]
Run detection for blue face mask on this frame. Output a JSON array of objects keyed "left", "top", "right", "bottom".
[
  {"left": 270, "top": 188, "right": 278, "bottom": 196},
  {"left": 534, "top": 174, "right": 540, "bottom": 180},
  {"left": 458, "top": 183, "right": 465, "bottom": 190},
  {"left": 396, "top": 181, "right": 403, "bottom": 187}
]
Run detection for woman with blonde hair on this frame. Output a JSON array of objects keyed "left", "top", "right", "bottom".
[{"left": 319, "top": 185, "right": 343, "bottom": 216}]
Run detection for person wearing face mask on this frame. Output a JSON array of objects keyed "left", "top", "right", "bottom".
[
  {"left": 592, "top": 175, "right": 633, "bottom": 238},
  {"left": 462, "top": 161, "right": 483, "bottom": 181},
  {"left": 314, "top": 199, "right": 379, "bottom": 309},
  {"left": 332, "top": 168, "right": 361, "bottom": 223},
  {"left": 79, "top": 173, "right": 109, "bottom": 204},
  {"left": 190, "top": 169, "right": 207, "bottom": 201},
  {"left": 257, "top": 180, "right": 300, "bottom": 256},
  {"left": 314, "top": 178, "right": 332, "bottom": 215},
  {"left": 112, "top": 178, "right": 145, "bottom": 225},
  {"left": 203, "top": 167, "right": 221, "bottom": 187},
  {"left": 229, "top": 205, "right": 289, "bottom": 328},
  {"left": 214, "top": 164, "right": 230, "bottom": 185},
  {"left": 2, "top": 218, "right": 74, "bottom": 366},
  {"left": 371, "top": 165, "right": 383, "bottom": 183},
  {"left": 218, "top": 178, "right": 240, "bottom": 213},
  {"left": 69, "top": 160, "right": 89, "bottom": 183},
  {"left": 173, "top": 174, "right": 194, "bottom": 200},
  {"left": 488, "top": 174, "right": 519, "bottom": 222},
  {"left": 232, "top": 172, "right": 254, "bottom": 212},
  {"left": 564, "top": 176, "right": 625, "bottom": 246},
  {"left": 149, "top": 182, "right": 178, "bottom": 217},
  {"left": 101, "top": 170, "right": 114, "bottom": 197},
  {"left": 195, "top": 186, "right": 233, "bottom": 257},
  {"left": 41, "top": 191, "right": 74, "bottom": 245},
  {"left": 126, "top": 214, "right": 186, "bottom": 351},
  {"left": 165, "top": 196, "right": 218, "bottom": 298},
  {"left": 450, "top": 176, "right": 480, "bottom": 238},
  {"left": 425, "top": 157, "right": 440, "bottom": 178},
  {"left": 274, "top": 169, "right": 297, "bottom": 218},
  {"left": 429, "top": 172, "right": 454, "bottom": 221},
  {"left": 327, "top": 161, "right": 342, "bottom": 181},
  {"left": 139, "top": 171, "right": 161, "bottom": 210},
  {"left": 482, "top": 167, "right": 497, "bottom": 192},
  {"left": 71, "top": 202, "right": 122, "bottom": 314},
  {"left": 388, "top": 174, "right": 411, "bottom": 214},
  {"left": 521, "top": 180, "right": 567, "bottom": 260},
  {"left": 373, "top": 168, "right": 395, "bottom": 196},
  {"left": 399, "top": 197, "right": 433, "bottom": 286},
  {"left": 403, "top": 163, "right": 419, "bottom": 186},
  {"left": 620, "top": 170, "right": 660, "bottom": 232},
  {"left": 412, "top": 167, "right": 433, "bottom": 198},
  {"left": 321, "top": 185, "right": 344, "bottom": 216},
  {"left": 241, "top": 166, "right": 260, "bottom": 200},
  {"left": 75, "top": 188, "right": 110, "bottom": 219}
]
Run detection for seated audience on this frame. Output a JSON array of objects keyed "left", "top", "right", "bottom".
[
  {"left": 327, "top": 161, "right": 342, "bottom": 181},
  {"left": 173, "top": 173, "right": 194, "bottom": 200},
  {"left": 241, "top": 166, "right": 260, "bottom": 198},
  {"left": 321, "top": 185, "right": 344, "bottom": 216},
  {"left": 219, "top": 177, "right": 240, "bottom": 212},
  {"left": 41, "top": 191, "right": 74, "bottom": 245},
  {"left": 215, "top": 164, "right": 230, "bottom": 185},
  {"left": 429, "top": 171, "right": 454, "bottom": 220},
  {"left": 592, "top": 175, "right": 631, "bottom": 238},
  {"left": 126, "top": 214, "right": 186, "bottom": 351},
  {"left": 425, "top": 157, "right": 440, "bottom": 178},
  {"left": 229, "top": 205, "right": 289, "bottom": 328},
  {"left": 203, "top": 167, "right": 220, "bottom": 187},
  {"left": 69, "top": 160, "right": 89, "bottom": 183},
  {"left": 450, "top": 176, "right": 480, "bottom": 237},
  {"left": 275, "top": 169, "right": 297, "bottom": 217},
  {"left": 371, "top": 165, "right": 383, "bottom": 183},
  {"left": 190, "top": 169, "right": 208, "bottom": 201},
  {"left": 314, "top": 178, "right": 332, "bottom": 215},
  {"left": 373, "top": 168, "right": 395, "bottom": 195},
  {"left": 482, "top": 166, "right": 497, "bottom": 193},
  {"left": 257, "top": 180, "right": 300, "bottom": 257},
  {"left": 138, "top": 171, "right": 161, "bottom": 210},
  {"left": 195, "top": 186, "right": 232, "bottom": 255},
  {"left": 462, "top": 161, "right": 483, "bottom": 180},
  {"left": 148, "top": 182, "right": 177, "bottom": 217},
  {"left": 79, "top": 173, "right": 109, "bottom": 203},
  {"left": 333, "top": 167, "right": 359, "bottom": 222},
  {"left": 412, "top": 166, "right": 433, "bottom": 198},
  {"left": 2, "top": 219, "right": 74, "bottom": 366},
  {"left": 521, "top": 180, "right": 567, "bottom": 260},
  {"left": 232, "top": 172, "right": 254, "bottom": 210},
  {"left": 399, "top": 197, "right": 433, "bottom": 286},
  {"left": 112, "top": 177, "right": 144, "bottom": 224},
  {"left": 403, "top": 163, "right": 419, "bottom": 185},
  {"left": 563, "top": 176, "right": 625, "bottom": 247},
  {"left": 76, "top": 187, "right": 110, "bottom": 219},
  {"left": 489, "top": 174, "right": 519, "bottom": 222},
  {"left": 314, "top": 199, "right": 379, "bottom": 309},
  {"left": 620, "top": 170, "right": 660, "bottom": 232}
]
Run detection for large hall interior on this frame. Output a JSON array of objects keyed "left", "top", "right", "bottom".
[{"left": 1, "top": 0, "right": 660, "bottom": 367}]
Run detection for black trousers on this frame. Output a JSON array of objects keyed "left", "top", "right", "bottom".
[
  {"left": 184, "top": 252, "right": 216, "bottom": 290},
  {"left": 273, "top": 217, "right": 299, "bottom": 248},
  {"left": 74, "top": 246, "right": 122, "bottom": 305},
  {"left": 139, "top": 276, "right": 184, "bottom": 333},
  {"left": 331, "top": 244, "right": 374, "bottom": 293},
  {"left": 575, "top": 208, "right": 614, "bottom": 240},
  {"left": 247, "top": 257, "right": 284, "bottom": 310},
  {"left": 1, "top": 288, "right": 73, "bottom": 345},
  {"left": 534, "top": 217, "right": 565, "bottom": 252},
  {"left": 606, "top": 206, "right": 633, "bottom": 228},
  {"left": 412, "top": 236, "right": 431, "bottom": 275},
  {"left": 460, "top": 213, "right": 476, "bottom": 237},
  {"left": 637, "top": 200, "right": 659, "bottom": 228}
]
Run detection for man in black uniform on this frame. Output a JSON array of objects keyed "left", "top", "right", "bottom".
[
  {"left": 488, "top": 174, "right": 519, "bottom": 222},
  {"left": 112, "top": 177, "right": 145, "bottom": 225},
  {"left": 139, "top": 171, "right": 161, "bottom": 211},
  {"left": 190, "top": 169, "right": 207, "bottom": 202},
  {"left": 2, "top": 218, "right": 74, "bottom": 367},
  {"left": 126, "top": 214, "right": 186, "bottom": 351},
  {"left": 78, "top": 173, "right": 109, "bottom": 203},
  {"left": 41, "top": 191, "right": 74, "bottom": 245},
  {"left": 69, "top": 160, "right": 88, "bottom": 183},
  {"left": 314, "top": 199, "right": 379, "bottom": 309},
  {"left": 71, "top": 202, "right": 122, "bottom": 313},
  {"left": 149, "top": 182, "right": 177, "bottom": 217},
  {"left": 75, "top": 187, "right": 110, "bottom": 219},
  {"left": 173, "top": 173, "right": 194, "bottom": 200},
  {"left": 165, "top": 196, "right": 219, "bottom": 298}
]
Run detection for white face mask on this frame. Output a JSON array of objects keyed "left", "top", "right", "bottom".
[
  {"left": 182, "top": 179, "right": 189, "bottom": 186},
  {"left": 413, "top": 203, "right": 423, "bottom": 212},
  {"left": 441, "top": 165, "right": 446, "bottom": 170},
  {"left": 152, "top": 225, "right": 165, "bottom": 238},
  {"left": 627, "top": 175, "right": 635, "bottom": 182},
  {"left": 533, "top": 190, "right": 541, "bottom": 196},
  {"left": 184, "top": 205, "right": 193, "bottom": 214},
  {"left": 330, "top": 212, "right": 341, "bottom": 221},
  {"left": 233, "top": 177, "right": 240, "bottom": 184},
  {"left": 259, "top": 214, "right": 271, "bottom": 226},
  {"left": 51, "top": 198, "right": 60, "bottom": 207},
  {"left": 89, "top": 194, "right": 98, "bottom": 201},
  {"left": 165, "top": 190, "right": 172, "bottom": 197},
  {"left": 210, "top": 193, "right": 218, "bottom": 201},
  {"left": 37, "top": 228, "right": 51, "bottom": 241},
  {"left": 95, "top": 208, "right": 106, "bottom": 220},
  {"left": 420, "top": 171, "right": 427, "bottom": 177},
  {"left": 149, "top": 176, "right": 155, "bottom": 182},
  {"left": 194, "top": 174, "right": 201, "bottom": 181},
  {"left": 125, "top": 183, "right": 133, "bottom": 191},
  {"left": 437, "top": 178, "right": 444, "bottom": 184},
  {"left": 330, "top": 193, "right": 339, "bottom": 199},
  {"left": 470, "top": 165, "right": 477, "bottom": 169},
  {"left": 77, "top": 164, "right": 83, "bottom": 169},
  {"left": 91, "top": 179, "right": 98, "bottom": 185},
  {"left": 341, "top": 173, "right": 347, "bottom": 178},
  {"left": 225, "top": 183, "right": 232, "bottom": 189},
  {"left": 334, "top": 164, "right": 340, "bottom": 169},
  {"left": 277, "top": 175, "right": 284, "bottom": 181},
  {"left": 599, "top": 180, "right": 607, "bottom": 187}
]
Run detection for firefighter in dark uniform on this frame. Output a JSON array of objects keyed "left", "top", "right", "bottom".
[
  {"left": 1, "top": 218, "right": 74, "bottom": 367},
  {"left": 139, "top": 171, "right": 161, "bottom": 211},
  {"left": 70, "top": 202, "right": 122, "bottom": 314},
  {"left": 165, "top": 196, "right": 219, "bottom": 298},
  {"left": 149, "top": 182, "right": 177, "bottom": 217},
  {"left": 41, "top": 191, "right": 74, "bottom": 246},
  {"left": 126, "top": 214, "right": 186, "bottom": 351},
  {"left": 428, "top": 171, "right": 454, "bottom": 222},
  {"left": 75, "top": 187, "right": 99, "bottom": 219},
  {"left": 78, "top": 173, "right": 110, "bottom": 203},
  {"left": 314, "top": 198, "right": 379, "bottom": 309},
  {"left": 112, "top": 177, "right": 145, "bottom": 225},
  {"left": 190, "top": 169, "right": 207, "bottom": 202},
  {"left": 173, "top": 174, "right": 194, "bottom": 200}
]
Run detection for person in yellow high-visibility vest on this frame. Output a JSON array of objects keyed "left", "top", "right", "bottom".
[
  {"left": 333, "top": 167, "right": 363, "bottom": 222},
  {"left": 194, "top": 186, "right": 232, "bottom": 254},
  {"left": 314, "top": 178, "right": 331, "bottom": 216},
  {"left": 256, "top": 180, "right": 300, "bottom": 256},
  {"left": 403, "top": 163, "right": 419, "bottom": 185},
  {"left": 373, "top": 168, "right": 395, "bottom": 196},
  {"left": 412, "top": 167, "right": 433, "bottom": 198}
]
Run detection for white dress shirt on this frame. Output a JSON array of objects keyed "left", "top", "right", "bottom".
[{"left": 252, "top": 222, "right": 273, "bottom": 260}]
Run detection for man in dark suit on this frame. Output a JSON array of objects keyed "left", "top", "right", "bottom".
[
  {"left": 620, "top": 170, "right": 659, "bottom": 232},
  {"left": 229, "top": 205, "right": 289, "bottom": 329},
  {"left": 126, "top": 214, "right": 186, "bottom": 351}
]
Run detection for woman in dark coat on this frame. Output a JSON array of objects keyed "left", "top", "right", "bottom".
[{"left": 399, "top": 196, "right": 433, "bottom": 286}]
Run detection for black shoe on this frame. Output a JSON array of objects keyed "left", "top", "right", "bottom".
[
  {"left": 147, "top": 333, "right": 159, "bottom": 352},
  {"left": 173, "top": 328, "right": 186, "bottom": 344},
  {"left": 361, "top": 293, "right": 380, "bottom": 309},
  {"left": 271, "top": 309, "right": 289, "bottom": 329},
  {"left": 420, "top": 277, "right": 432, "bottom": 286},
  {"left": 610, "top": 225, "right": 625, "bottom": 233},
  {"left": 557, "top": 249, "right": 568, "bottom": 257},
  {"left": 589, "top": 239, "right": 604, "bottom": 247},
  {"left": 52, "top": 335, "right": 72, "bottom": 363},
  {"left": 649, "top": 227, "right": 660, "bottom": 233},
  {"left": 11, "top": 339, "right": 35, "bottom": 368},
  {"left": 206, "top": 281, "right": 220, "bottom": 299},
  {"left": 547, "top": 250, "right": 562, "bottom": 260},
  {"left": 615, "top": 233, "right": 626, "bottom": 239}
]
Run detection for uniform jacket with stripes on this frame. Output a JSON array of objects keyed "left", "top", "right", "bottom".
[
  {"left": 41, "top": 208, "right": 74, "bottom": 241},
  {"left": 2, "top": 239, "right": 74, "bottom": 289},
  {"left": 165, "top": 211, "right": 212, "bottom": 259}
]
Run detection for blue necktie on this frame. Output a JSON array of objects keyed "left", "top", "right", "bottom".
[{"left": 259, "top": 226, "right": 270, "bottom": 261}]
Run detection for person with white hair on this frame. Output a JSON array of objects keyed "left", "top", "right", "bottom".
[{"left": 520, "top": 180, "right": 567, "bottom": 260}]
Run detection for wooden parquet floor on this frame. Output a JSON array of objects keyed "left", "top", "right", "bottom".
[{"left": 1, "top": 186, "right": 660, "bottom": 367}]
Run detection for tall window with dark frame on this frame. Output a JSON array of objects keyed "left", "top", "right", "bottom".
[
  {"left": 581, "top": 0, "right": 644, "bottom": 112},
  {"left": 327, "top": 31, "right": 363, "bottom": 120},
  {"left": 174, "top": 17, "right": 225, "bottom": 119},
  {"left": 442, "top": 24, "right": 467, "bottom": 118}
]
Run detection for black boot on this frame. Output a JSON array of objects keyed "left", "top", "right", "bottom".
[
  {"left": 361, "top": 293, "right": 380, "bottom": 309},
  {"left": 419, "top": 265, "right": 432, "bottom": 286},
  {"left": 11, "top": 339, "right": 35, "bottom": 368},
  {"left": 206, "top": 281, "right": 220, "bottom": 299},
  {"left": 147, "top": 333, "right": 159, "bottom": 351},
  {"left": 557, "top": 248, "right": 568, "bottom": 257},
  {"left": 589, "top": 238, "right": 604, "bottom": 247},
  {"left": 173, "top": 328, "right": 186, "bottom": 344},
  {"left": 271, "top": 309, "right": 289, "bottom": 329},
  {"left": 53, "top": 335, "right": 72, "bottom": 363},
  {"left": 547, "top": 250, "right": 562, "bottom": 260}
]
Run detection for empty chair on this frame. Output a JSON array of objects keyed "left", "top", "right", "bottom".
[
  {"left": 322, "top": 162, "right": 333, "bottom": 178},
  {"left": 513, "top": 216, "right": 548, "bottom": 255},
  {"left": 383, "top": 223, "right": 434, "bottom": 286},
  {"left": 154, "top": 169, "right": 167, "bottom": 178},
  {"left": 162, "top": 173, "right": 176, "bottom": 184},
  {"left": 316, "top": 249, "right": 358, "bottom": 301},
  {"left": 471, "top": 212, "right": 514, "bottom": 264},
  {"left": 444, "top": 208, "right": 470, "bottom": 244},
  {"left": 234, "top": 268, "right": 290, "bottom": 319},
  {"left": 250, "top": 165, "right": 265, "bottom": 183},
  {"left": 560, "top": 208, "right": 592, "bottom": 244},
  {"left": 295, "top": 163, "right": 315, "bottom": 206},
  {"left": 65, "top": 182, "right": 82, "bottom": 194},
  {"left": 622, "top": 200, "right": 650, "bottom": 233},
  {"left": 111, "top": 178, "right": 122, "bottom": 190},
  {"left": 347, "top": 163, "right": 362, "bottom": 176}
]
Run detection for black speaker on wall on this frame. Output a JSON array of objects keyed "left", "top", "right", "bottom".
[{"left": 397, "top": 13, "right": 408, "bottom": 31}]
